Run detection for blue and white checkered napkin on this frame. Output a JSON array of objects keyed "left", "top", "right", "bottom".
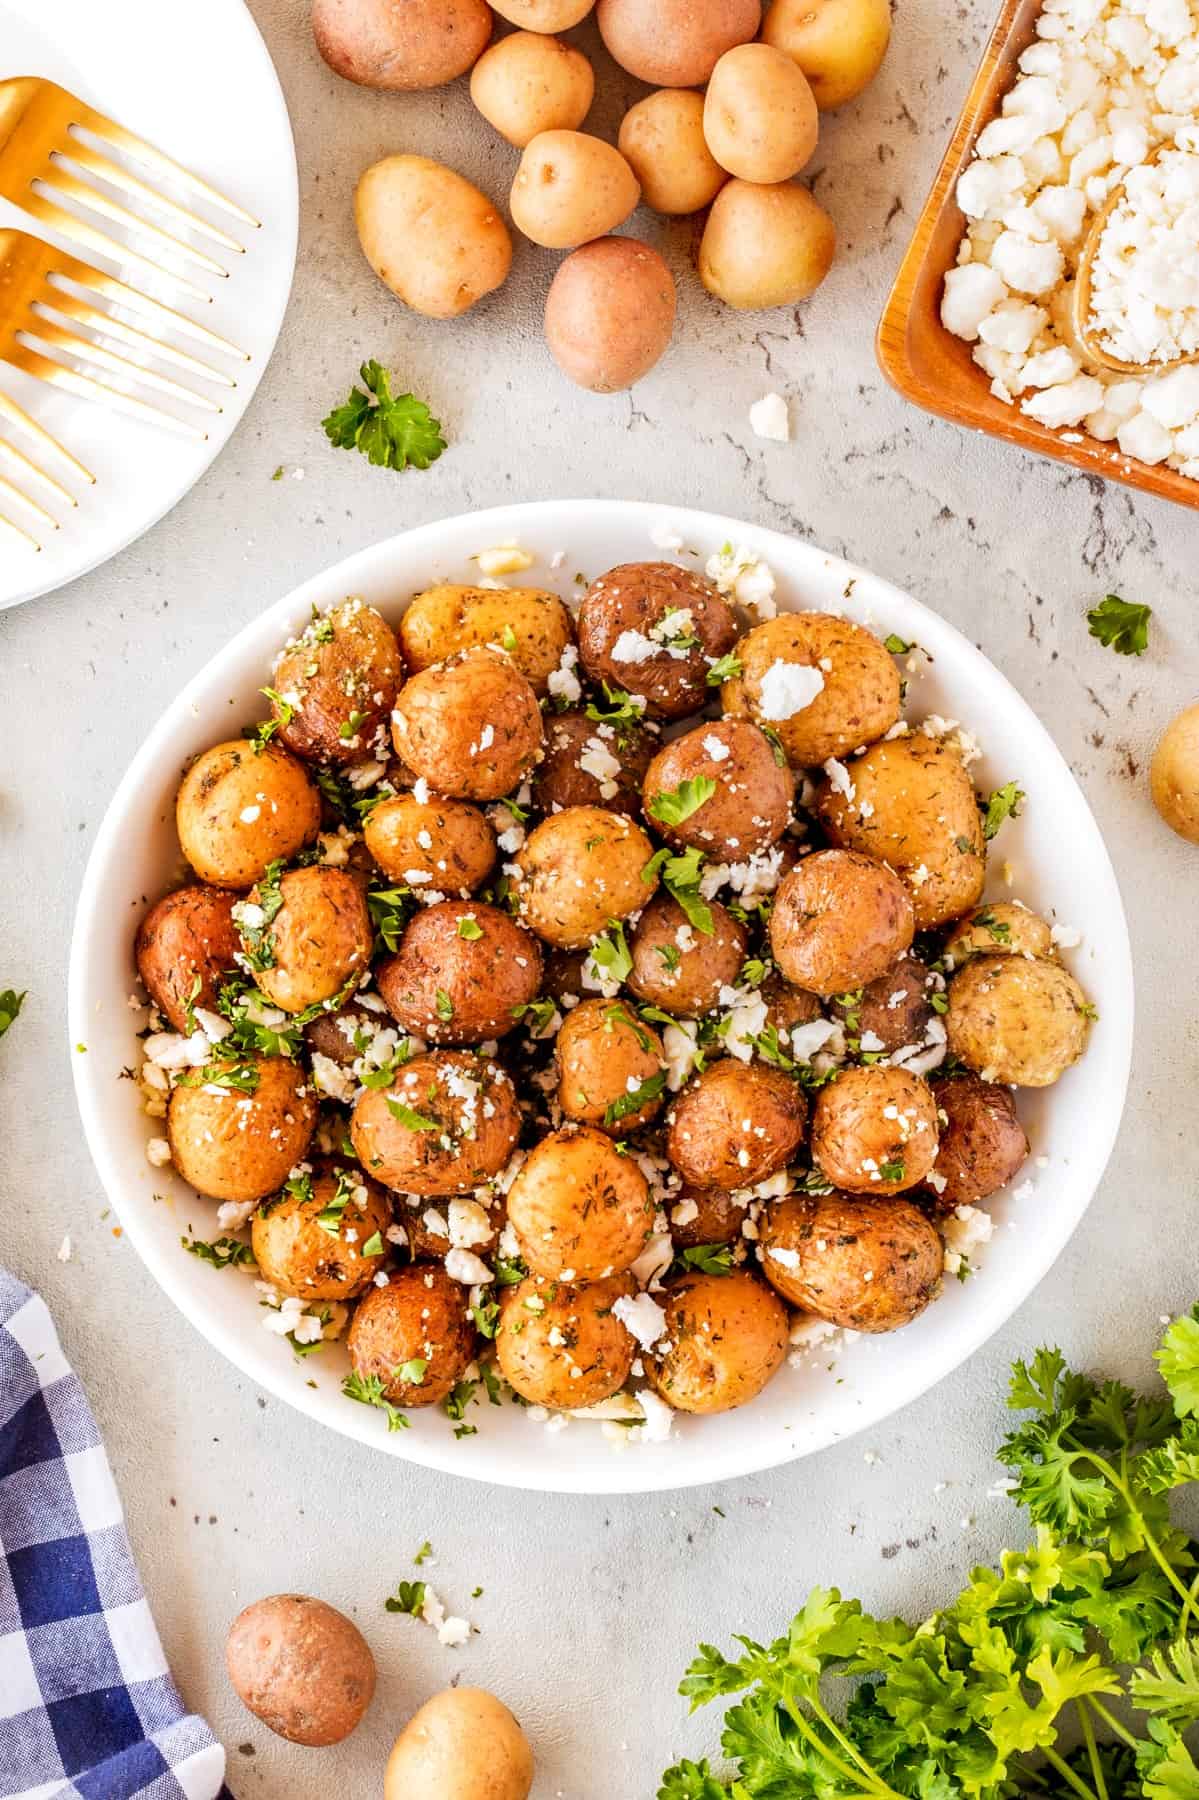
[{"left": 0, "top": 1269, "right": 229, "bottom": 1800}]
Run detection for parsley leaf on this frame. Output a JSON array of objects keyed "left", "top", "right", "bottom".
[
  {"left": 181, "top": 1234, "right": 255, "bottom": 1269},
  {"left": 385, "top": 1579, "right": 427, "bottom": 1616},
  {"left": 385, "top": 1097, "right": 440, "bottom": 1132},
  {"left": 603, "top": 1070, "right": 667, "bottom": 1127},
  {"left": 650, "top": 777, "right": 718, "bottom": 829},
  {"left": 1088, "top": 595, "right": 1152, "bottom": 657},
  {"left": 982, "top": 782, "right": 1025, "bottom": 840},
  {"left": 590, "top": 922, "right": 634, "bottom": 985},
  {"left": 1158, "top": 1309, "right": 1199, "bottom": 1419},
  {"left": 323, "top": 361, "right": 447, "bottom": 473},
  {"left": 0, "top": 988, "right": 27, "bottom": 1039}
]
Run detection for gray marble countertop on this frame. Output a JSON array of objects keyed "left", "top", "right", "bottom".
[{"left": 2, "top": 1, "right": 1197, "bottom": 1793}]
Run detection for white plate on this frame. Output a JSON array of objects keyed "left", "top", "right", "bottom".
[
  {"left": 68, "top": 500, "right": 1134, "bottom": 1495},
  {"left": 0, "top": 0, "right": 297, "bottom": 610}
]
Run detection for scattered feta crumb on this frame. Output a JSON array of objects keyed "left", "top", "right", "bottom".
[{"left": 749, "top": 392, "right": 791, "bottom": 442}]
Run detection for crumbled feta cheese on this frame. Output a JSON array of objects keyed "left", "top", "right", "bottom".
[
  {"left": 612, "top": 1292, "right": 669, "bottom": 1349},
  {"left": 942, "top": 1204, "right": 996, "bottom": 1276},
  {"left": 146, "top": 1137, "right": 172, "bottom": 1168},
  {"left": 758, "top": 659, "right": 825, "bottom": 721},
  {"left": 650, "top": 518, "right": 686, "bottom": 551},
  {"left": 444, "top": 1248, "right": 493, "bottom": 1285},
  {"left": 749, "top": 392, "right": 790, "bottom": 441}
]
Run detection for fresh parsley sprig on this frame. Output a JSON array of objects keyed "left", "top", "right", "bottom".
[
  {"left": 1088, "top": 595, "right": 1152, "bottom": 657},
  {"left": 323, "top": 361, "right": 447, "bottom": 474}
]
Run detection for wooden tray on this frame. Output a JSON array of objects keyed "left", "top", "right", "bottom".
[{"left": 876, "top": 0, "right": 1199, "bottom": 513}]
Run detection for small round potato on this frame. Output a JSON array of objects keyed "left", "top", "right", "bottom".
[
  {"left": 669, "top": 1187, "right": 743, "bottom": 1250},
  {"left": 471, "top": 32, "right": 594, "bottom": 147},
  {"left": 510, "top": 131, "right": 640, "bottom": 249},
  {"left": 762, "top": 0, "right": 892, "bottom": 110},
  {"left": 770, "top": 850, "right": 915, "bottom": 995},
  {"left": 506, "top": 1125, "right": 654, "bottom": 1278},
  {"left": 244, "top": 866, "right": 373, "bottom": 1015},
  {"left": 314, "top": 0, "right": 490, "bottom": 89},
  {"left": 391, "top": 649, "right": 543, "bottom": 801},
  {"left": 645, "top": 1271, "right": 787, "bottom": 1413},
  {"left": 514, "top": 806, "right": 658, "bottom": 949},
  {"left": 577, "top": 562, "right": 738, "bottom": 721},
  {"left": 1152, "top": 704, "right": 1199, "bottom": 843},
  {"left": 355, "top": 156, "right": 511, "bottom": 318},
  {"left": 364, "top": 793, "right": 497, "bottom": 894},
  {"left": 628, "top": 893, "right": 747, "bottom": 1015},
  {"left": 402, "top": 1194, "right": 504, "bottom": 1260},
  {"left": 666, "top": 1060, "right": 806, "bottom": 1192},
  {"left": 270, "top": 598, "right": 403, "bottom": 765},
  {"left": 532, "top": 711, "right": 656, "bottom": 817},
  {"left": 759, "top": 1193, "right": 942, "bottom": 1331},
  {"left": 226, "top": 1594, "right": 375, "bottom": 1746},
  {"left": 135, "top": 885, "right": 239, "bottom": 1033},
  {"left": 811, "top": 1064, "right": 939, "bottom": 1193},
  {"left": 596, "top": 0, "right": 760, "bottom": 86},
  {"left": 643, "top": 719, "right": 792, "bottom": 858},
  {"left": 399, "top": 584, "right": 573, "bottom": 696},
  {"left": 927, "top": 1073, "right": 1029, "bottom": 1212},
  {"left": 541, "top": 946, "right": 590, "bottom": 1006},
  {"left": 347, "top": 1263, "right": 476, "bottom": 1407},
  {"left": 496, "top": 1274, "right": 636, "bottom": 1407},
  {"left": 763, "top": 971, "right": 824, "bottom": 1036},
  {"left": 304, "top": 993, "right": 397, "bottom": 1071},
  {"left": 722, "top": 613, "right": 901, "bottom": 767},
  {"left": 618, "top": 90, "right": 727, "bottom": 216},
  {"left": 555, "top": 998, "right": 665, "bottom": 1131},
  {"left": 830, "top": 953, "right": 934, "bottom": 1054},
  {"left": 251, "top": 1163, "right": 391, "bottom": 1300},
  {"left": 947, "top": 956, "right": 1092, "bottom": 1087},
  {"left": 176, "top": 741, "right": 320, "bottom": 889},
  {"left": 385, "top": 1687, "right": 534, "bottom": 1800},
  {"left": 944, "top": 902, "right": 1054, "bottom": 968},
  {"left": 168, "top": 1055, "right": 318, "bottom": 1203},
  {"left": 375, "top": 901, "right": 543, "bottom": 1044},
  {"left": 704, "top": 44, "right": 819, "bottom": 184},
  {"left": 490, "top": 0, "right": 594, "bottom": 24},
  {"left": 545, "top": 238, "right": 677, "bottom": 393},
  {"left": 699, "top": 179, "right": 836, "bottom": 310},
  {"left": 351, "top": 1052, "right": 521, "bottom": 1195}
]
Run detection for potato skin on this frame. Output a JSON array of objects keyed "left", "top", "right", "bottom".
[
  {"left": 770, "top": 849, "right": 915, "bottom": 995},
  {"left": 597, "top": 0, "right": 759, "bottom": 86},
  {"left": 364, "top": 793, "right": 497, "bottom": 895},
  {"left": 376, "top": 901, "right": 543, "bottom": 1045},
  {"left": 510, "top": 131, "right": 640, "bottom": 250},
  {"left": 759, "top": 1193, "right": 942, "bottom": 1331},
  {"left": 496, "top": 1274, "right": 636, "bottom": 1407},
  {"left": 763, "top": 971, "right": 824, "bottom": 1036},
  {"left": 947, "top": 956, "right": 1091, "bottom": 1087},
  {"left": 722, "top": 613, "right": 901, "bottom": 767},
  {"left": 506, "top": 1126, "right": 654, "bottom": 1277},
  {"left": 348, "top": 1263, "right": 476, "bottom": 1407},
  {"left": 176, "top": 741, "right": 320, "bottom": 889},
  {"left": 391, "top": 648, "right": 543, "bottom": 801},
  {"left": 699, "top": 179, "right": 836, "bottom": 310},
  {"left": 136, "top": 885, "right": 239, "bottom": 1033},
  {"left": 314, "top": 0, "right": 490, "bottom": 88},
  {"left": 577, "top": 562, "right": 737, "bottom": 722},
  {"left": 471, "top": 31, "right": 594, "bottom": 147},
  {"left": 355, "top": 156, "right": 511, "bottom": 318},
  {"left": 251, "top": 1163, "right": 391, "bottom": 1300},
  {"left": 491, "top": 0, "right": 594, "bottom": 25},
  {"left": 628, "top": 893, "right": 747, "bottom": 1015},
  {"left": 385, "top": 1687, "right": 534, "bottom": 1800},
  {"left": 645, "top": 1271, "right": 787, "bottom": 1414},
  {"left": 831, "top": 953, "right": 934, "bottom": 1054},
  {"left": 944, "top": 902, "right": 1054, "bottom": 968},
  {"left": 643, "top": 719, "right": 792, "bottom": 858},
  {"left": 927, "top": 1074, "right": 1029, "bottom": 1212},
  {"left": 811, "top": 1064, "right": 939, "bottom": 1193},
  {"left": 532, "top": 710, "right": 656, "bottom": 817},
  {"left": 669, "top": 1186, "right": 742, "bottom": 1250},
  {"left": 168, "top": 1055, "right": 318, "bottom": 1203},
  {"left": 762, "top": 0, "right": 892, "bottom": 110},
  {"left": 1152, "top": 704, "right": 1199, "bottom": 844},
  {"left": 666, "top": 1060, "right": 807, "bottom": 1191},
  {"left": 304, "top": 994, "right": 395, "bottom": 1069},
  {"left": 248, "top": 867, "right": 373, "bottom": 1015},
  {"left": 351, "top": 1052, "right": 521, "bottom": 1195},
  {"left": 545, "top": 238, "right": 677, "bottom": 393},
  {"left": 555, "top": 998, "right": 665, "bottom": 1132},
  {"left": 226, "top": 1595, "right": 375, "bottom": 1747},
  {"left": 817, "top": 736, "right": 987, "bottom": 930},
  {"left": 619, "top": 89, "right": 728, "bottom": 215},
  {"left": 704, "top": 44, "right": 819, "bottom": 185},
  {"left": 514, "top": 806, "right": 658, "bottom": 949},
  {"left": 400, "top": 585, "right": 573, "bottom": 697},
  {"left": 271, "top": 599, "right": 402, "bottom": 765}
]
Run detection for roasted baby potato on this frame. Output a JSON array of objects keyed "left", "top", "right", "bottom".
[
  {"left": 346, "top": 1263, "right": 476, "bottom": 1408},
  {"left": 496, "top": 1274, "right": 636, "bottom": 1407},
  {"left": 532, "top": 710, "right": 656, "bottom": 817},
  {"left": 226, "top": 1594, "right": 375, "bottom": 1748},
  {"left": 313, "top": 0, "right": 491, "bottom": 89},
  {"left": 176, "top": 741, "right": 320, "bottom": 889},
  {"left": 514, "top": 806, "right": 658, "bottom": 948},
  {"left": 391, "top": 648, "right": 543, "bottom": 802},
  {"left": 645, "top": 1271, "right": 787, "bottom": 1413},
  {"left": 669, "top": 1187, "right": 743, "bottom": 1250},
  {"left": 946, "top": 956, "right": 1091, "bottom": 1087},
  {"left": 168, "top": 1054, "right": 318, "bottom": 1202},
  {"left": 351, "top": 1052, "right": 521, "bottom": 1195},
  {"left": 926, "top": 1073, "right": 1029, "bottom": 1211},
  {"left": 304, "top": 993, "right": 397, "bottom": 1070},
  {"left": 617, "top": 89, "right": 727, "bottom": 215},
  {"left": 759, "top": 1192, "right": 942, "bottom": 1331},
  {"left": 770, "top": 849, "right": 915, "bottom": 994},
  {"left": 364, "top": 792, "right": 497, "bottom": 895},
  {"left": 627, "top": 893, "right": 747, "bottom": 1015},
  {"left": 762, "top": 0, "right": 892, "bottom": 110},
  {"left": 400, "top": 584, "right": 573, "bottom": 697},
  {"left": 375, "top": 901, "right": 543, "bottom": 1045},
  {"left": 270, "top": 598, "right": 403, "bottom": 765},
  {"left": 722, "top": 613, "right": 901, "bottom": 767},
  {"left": 763, "top": 971, "right": 824, "bottom": 1038},
  {"left": 810, "top": 1064, "right": 939, "bottom": 1193},
  {"left": 666, "top": 1060, "right": 806, "bottom": 1191},
  {"left": 401, "top": 1194, "right": 505, "bottom": 1261},
  {"left": 554, "top": 998, "right": 665, "bottom": 1132},
  {"left": 596, "top": 0, "right": 759, "bottom": 85},
  {"left": 251, "top": 1162, "right": 391, "bottom": 1300},
  {"left": 136, "top": 885, "right": 239, "bottom": 1033},
  {"left": 831, "top": 952, "right": 935, "bottom": 1054},
  {"left": 698, "top": 179, "right": 836, "bottom": 310},
  {"left": 506, "top": 1125, "right": 654, "bottom": 1278},
  {"left": 577, "top": 562, "right": 738, "bottom": 721},
  {"left": 703, "top": 43, "right": 819, "bottom": 184},
  {"left": 545, "top": 238, "right": 677, "bottom": 393},
  {"left": 241, "top": 866, "right": 373, "bottom": 1015},
  {"left": 643, "top": 719, "right": 792, "bottom": 858},
  {"left": 944, "top": 902, "right": 1054, "bottom": 968},
  {"left": 355, "top": 156, "right": 511, "bottom": 318},
  {"left": 470, "top": 31, "right": 594, "bottom": 147},
  {"left": 510, "top": 131, "right": 640, "bottom": 249}
]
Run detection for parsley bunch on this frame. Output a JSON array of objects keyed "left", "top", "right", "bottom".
[{"left": 661, "top": 1308, "right": 1199, "bottom": 1800}]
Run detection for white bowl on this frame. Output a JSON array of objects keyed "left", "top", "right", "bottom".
[{"left": 68, "top": 500, "right": 1133, "bottom": 1495}]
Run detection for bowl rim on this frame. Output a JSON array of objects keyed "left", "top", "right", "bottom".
[{"left": 68, "top": 498, "right": 1135, "bottom": 1494}]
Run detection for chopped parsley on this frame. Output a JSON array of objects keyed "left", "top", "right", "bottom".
[
  {"left": 174, "top": 1058, "right": 261, "bottom": 1095},
  {"left": 878, "top": 1158, "right": 906, "bottom": 1183},
  {"left": 384, "top": 1579, "right": 426, "bottom": 1616},
  {"left": 981, "top": 781, "right": 1025, "bottom": 840},
  {"left": 883, "top": 631, "right": 913, "bottom": 654},
  {"left": 457, "top": 915, "right": 484, "bottom": 941},
  {"left": 367, "top": 885, "right": 413, "bottom": 955},
  {"left": 361, "top": 1232, "right": 384, "bottom": 1258},
  {"left": 672, "top": 1243, "right": 734, "bottom": 1277},
  {"left": 649, "top": 777, "right": 717, "bottom": 829},
  {"left": 236, "top": 859, "right": 287, "bottom": 972},
  {"left": 342, "top": 1369, "right": 409, "bottom": 1432},
  {"left": 1087, "top": 593, "right": 1152, "bottom": 656},
  {"left": 414, "top": 1540, "right": 434, "bottom": 1565},
  {"left": 706, "top": 653, "right": 743, "bottom": 686},
  {"left": 434, "top": 989, "right": 454, "bottom": 1023},
  {"left": 603, "top": 1070, "right": 667, "bottom": 1127},
  {"left": 397, "top": 1358, "right": 428, "bottom": 1386},
  {"left": 315, "top": 1169, "right": 360, "bottom": 1238},
  {"left": 590, "top": 921, "right": 634, "bottom": 984},
  {"left": 511, "top": 996, "right": 559, "bottom": 1036},
  {"left": 181, "top": 1235, "right": 255, "bottom": 1269},
  {"left": 385, "top": 1097, "right": 440, "bottom": 1132}
]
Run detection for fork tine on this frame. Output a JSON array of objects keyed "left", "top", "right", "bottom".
[
  {"left": 42, "top": 284, "right": 237, "bottom": 389},
  {"left": 52, "top": 251, "right": 250, "bottom": 362},
  {"left": 77, "top": 101, "right": 261, "bottom": 231},
  {"left": 0, "top": 384, "right": 94, "bottom": 485},
  {"left": 37, "top": 167, "right": 231, "bottom": 278},
  {"left": 0, "top": 430, "right": 78, "bottom": 508},
  {"left": 58, "top": 142, "right": 246, "bottom": 255},
  {"left": 0, "top": 508, "right": 41, "bottom": 551},
  {"left": 20, "top": 191, "right": 215, "bottom": 306},
  {"left": 22, "top": 316, "right": 224, "bottom": 414},
  {"left": 6, "top": 342, "right": 208, "bottom": 439},
  {"left": 0, "top": 465, "right": 59, "bottom": 531}
]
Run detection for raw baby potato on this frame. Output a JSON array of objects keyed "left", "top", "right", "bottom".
[
  {"left": 704, "top": 43, "right": 819, "bottom": 185},
  {"left": 490, "top": 0, "right": 595, "bottom": 26},
  {"left": 226, "top": 1593, "right": 375, "bottom": 1745},
  {"left": 385, "top": 1687, "right": 534, "bottom": 1800},
  {"left": 699, "top": 178, "right": 836, "bottom": 310},
  {"left": 400, "top": 582, "right": 573, "bottom": 694},
  {"left": 313, "top": 0, "right": 490, "bottom": 90},
  {"left": 762, "top": 0, "right": 893, "bottom": 110},
  {"left": 1151, "top": 702, "right": 1199, "bottom": 843},
  {"left": 597, "top": 0, "right": 760, "bottom": 86},
  {"left": 545, "top": 237, "right": 677, "bottom": 392},
  {"left": 355, "top": 155, "right": 512, "bottom": 319},
  {"left": 470, "top": 30, "right": 594, "bottom": 147},
  {"left": 618, "top": 89, "right": 727, "bottom": 215},
  {"left": 176, "top": 741, "right": 319, "bottom": 889},
  {"left": 510, "top": 130, "right": 640, "bottom": 249}
]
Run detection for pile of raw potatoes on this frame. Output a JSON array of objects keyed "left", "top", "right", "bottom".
[{"left": 314, "top": 0, "right": 892, "bottom": 391}]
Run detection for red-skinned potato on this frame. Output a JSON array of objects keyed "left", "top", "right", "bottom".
[
  {"left": 347, "top": 1263, "right": 477, "bottom": 1408},
  {"left": 313, "top": 0, "right": 491, "bottom": 90},
  {"left": 226, "top": 1594, "right": 375, "bottom": 1746},
  {"left": 597, "top": 0, "right": 759, "bottom": 85},
  {"left": 135, "top": 885, "right": 239, "bottom": 1033},
  {"left": 770, "top": 849, "right": 915, "bottom": 995},
  {"left": 545, "top": 239, "right": 676, "bottom": 392}
]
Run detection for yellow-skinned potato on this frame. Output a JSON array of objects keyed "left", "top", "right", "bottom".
[
  {"left": 496, "top": 1274, "right": 636, "bottom": 1407},
  {"left": 470, "top": 32, "right": 594, "bottom": 147},
  {"left": 618, "top": 90, "right": 727, "bottom": 216},
  {"left": 1151, "top": 703, "right": 1199, "bottom": 843},
  {"left": 763, "top": 0, "right": 892, "bottom": 110},
  {"left": 176, "top": 741, "right": 319, "bottom": 890},
  {"left": 251, "top": 1163, "right": 391, "bottom": 1301},
  {"left": 545, "top": 238, "right": 677, "bottom": 393},
  {"left": 313, "top": 0, "right": 491, "bottom": 90},
  {"left": 514, "top": 805, "right": 658, "bottom": 948},
  {"left": 385, "top": 1688, "right": 534, "bottom": 1800},
  {"left": 597, "top": 0, "right": 759, "bottom": 86},
  {"left": 646, "top": 1271, "right": 788, "bottom": 1414},
  {"left": 699, "top": 179, "right": 835, "bottom": 310},
  {"left": 723, "top": 612, "right": 901, "bottom": 767},
  {"left": 810, "top": 1064, "right": 940, "bottom": 1194},
  {"left": 491, "top": 0, "right": 594, "bottom": 25},
  {"left": 760, "top": 1194, "right": 942, "bottom": 1332},
  {"left": 506, "top": 1125, "right": 654, "bottom": 1278},
  {"left": 400, "top": 583, "right": 573, "bottom": 696},
  {"left": 391, "top": 648, "right": 543, "bottom": 801},
  {"left": 364, "top": 792, "right": 497, "bottom": 894},
  {"left": 355, "top": 155, "right": 512, "bottom": 319},
  {"left": 168, "top": 1056, "right": 318, "bottom": 1203},
  {"left": 704, "top": 44, "right": 819, "bottom": 184},
  {"left": 944, "top": 901, "right": 1054, "bottom": 968},
  {"left": 241, "top": 866, "right": 373, "bottom": 1015},
  {"left": 554, "top": 997, "right": 665, "bottom": 1131},
  {"left": 510, "top": 131, "right": 639, "bottom": 249},
  {"left": 947, "top": 956, "right": 1092, "bottom": 1087}
]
